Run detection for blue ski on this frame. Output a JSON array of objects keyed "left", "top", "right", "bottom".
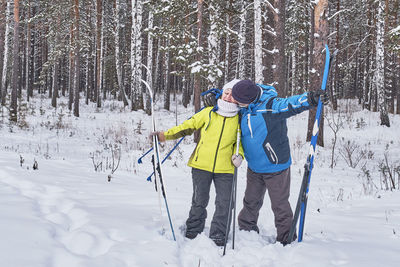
[{"left": 287, "top": 45, "right": 336, "bottom": 244}]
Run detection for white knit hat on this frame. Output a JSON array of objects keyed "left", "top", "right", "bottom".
[{"left": 222, "top": 79, "right": 241, "bottom": 90}]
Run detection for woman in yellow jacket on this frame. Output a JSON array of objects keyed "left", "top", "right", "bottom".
[{"left": 152, "top": 80, "right": 243, "bottom": 246}]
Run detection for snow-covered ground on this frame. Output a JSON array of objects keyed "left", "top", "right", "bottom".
[{"left": 0, "top": 95, "right": 399, "bottom": 267}]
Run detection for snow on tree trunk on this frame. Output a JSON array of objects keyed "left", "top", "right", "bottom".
[
  {"left": 1, "top": 0, "right": 11, "bottom": 106},
  {"left": 254, "top": 0, "right": 263, "bottom": 83},
  {"left": 115, "top": 0, "right": 129, "bottom": 107},
  {"left": 95, "top": 0, "right": 102, "bottom": 108},
  {"left": 375, "top": 0, "right": 390, "bottom": 127},
  {"left": 163, "top": 40, "right": 171, "bottom": 111},
  {"left": 0, "top": 0, "right": 4, "bottom": 97},
  {"left": 236, "top": 0, "right": 246, "bottom": 79},
  {"left": 207, "top": 1, "right": 220, "bottom": 87},
  {"left": 145, "top": 7, "right": 153, "bottom": 115},
  {"left": 73, "top": 0, "right": 80, "bottom": 117},
  {"left": 131, "top": 0, "right": 143, "bottom": 111},
  {"left": 193, "top": 0, "right": 203, "bottom": 113},
  {"left": 10, "top": 0, "right": 20, "bottom": 122},
  {"left": 224, "top": 11, "right": 230, "bottom": 84}
]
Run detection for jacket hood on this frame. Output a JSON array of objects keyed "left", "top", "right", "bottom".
[{"left": 244, "top": 84, "right": 278, "bottom": 113}]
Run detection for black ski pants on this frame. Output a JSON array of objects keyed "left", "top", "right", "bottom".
[{"left": 186, "top": 168, "right": 233, "bottom": 240}]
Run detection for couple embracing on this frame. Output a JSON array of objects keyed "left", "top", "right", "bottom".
[{"left": 151, "top": 79, "right": 328, "bottom": 246}]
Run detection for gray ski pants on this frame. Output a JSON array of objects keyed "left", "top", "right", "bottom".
[
  {"left": 238, "top": 167, "right": 293, "bottom": 243},
  {"left": 186, "top": 168, "right": 233, "bottom": 240}
]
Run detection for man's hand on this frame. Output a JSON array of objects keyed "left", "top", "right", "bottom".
[
  {"left": 202, "top": 92, "right": 218, "bottom": 107},
  {"left": 149, "top": 131, "right": 166, "bottom": 143},
  {"left": 231, "top": 155, "right": 243, "bottom": 168},
  {"left": 308, "top": 89, "right": 330, "bottom": 106}
]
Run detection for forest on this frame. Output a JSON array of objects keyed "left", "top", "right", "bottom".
[{"left": 0, "top": 0, "right": 399, "bottom": 126}]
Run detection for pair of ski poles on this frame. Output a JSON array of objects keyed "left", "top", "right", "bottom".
[
  {"left": 138, "top": 125, "right": 241, "bottom": 254},
  {"left": 138, "top": 136, "right": 185, "bottom": 181}
]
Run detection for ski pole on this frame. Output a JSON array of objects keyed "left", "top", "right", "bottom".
[
  {"left": 144, "top": 136, "right": 185, "bottom": 181},
  {"left": 138, "top": 142, "right": 161, "bottom": 164},
  {"left": 142, "top": 79, "right": 176, "bottom": 241},
  {"left": 223, "top": 127, "right": 241, "bottom": 256}
]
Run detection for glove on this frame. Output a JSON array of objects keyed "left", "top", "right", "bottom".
[
  {"left": 202, "top": 92, "right": 217, "bottom": 107},
  {"left": 149, "top": 131, "right": 166, "bottom": 143},
  {"left": 308, "top": 89, "right": 330, "bottom": 106},
  {"left": 231, "top": 155, "right": 243, "bottom": 168}
]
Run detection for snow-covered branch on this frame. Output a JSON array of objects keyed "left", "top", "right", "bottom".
[{"left": 265, "top": 1, "right": 279, "bottom": 15}]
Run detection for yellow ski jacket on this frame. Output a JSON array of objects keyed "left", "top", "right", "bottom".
[{"left": 164, "top": 107, "right": 243, "bottom": 174}]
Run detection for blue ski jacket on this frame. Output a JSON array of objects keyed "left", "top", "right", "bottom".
[{"left": 240, "top": 84, "right": 314, "bottom": 173}]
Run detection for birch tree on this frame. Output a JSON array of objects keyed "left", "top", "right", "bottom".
[
  {"left": 207, "top": 0, "right": 222, "bottom": 87},
  {"left": 131, "top": 0, "right": 143, "bottom": 111},
  {"left": 10, "top": 0, "right": 20, "bottom": 122},
  {"left": 236, "top": 0, "right": 247, "bottom": 79},
  {"left": 254, "top": 0, "right": 263, "bottom": 83},
  {"left": 193, "top": 0, "right": 204, "bottom": 113},
  {"left": 95, "top": 0, "right": 102, "bottom": 107},
  {"left": 145, "top": 4, "right": 153, "bottom": 114},
  {"left": 1, "top": 0, "right": 11, "bottom": 106},
  {"left": 375, "top": 0, "right": 390, "bottom": 126},
  {"left": 0, "top": 0, "right": 4, "bottom": 94}
]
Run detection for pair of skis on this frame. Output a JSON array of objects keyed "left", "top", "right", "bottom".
[
  {"left": 287, "top": 45, "right": 337, "bottom": 244},
  {"left": 142, "top": 80, "right": 176, "bottom": 241}
]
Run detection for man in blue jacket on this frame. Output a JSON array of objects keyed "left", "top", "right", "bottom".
[{"left": 231, "top": 79, "right": 328, "bottom": 245}]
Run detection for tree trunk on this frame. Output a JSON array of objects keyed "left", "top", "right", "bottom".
[
  {"left": 96, "top": 0, "right": 102, "bottom": 108},
  {"left": 145, "top": 7, "right": 153, "bottom": 114},
  {"left": 10, "top": 0, "right": 20, "bottom": 122},
  {"left": 273, "top": 0, "right": 287, "bottom": 96},
  {"left": 68, "top": 9, "right": 74, "bottom": 111},
  {"left": 130, "top": 0, "right": 143, "bottom": 111},
  {"left": 115, "top": 0, "right": 129, "bottom": 107},
  {"left": 26, "top": 0, "right": 33, "bottom": 102},
  {"left": 73, "top": 0, "right": 80, "bottom": 117},
  {"left": 375, "top": 0, "right": 390, "bottom": 127},
  {"left": 332, "top": 0, "right": 340, "bottom": 110},
  {"left": 193, "top": 0, "right": 203, "bottom": 113},
  {"left": 51, "top": 60, "right": 59, "bottom": 108},
  {"left": 306, "top": 0, "right": 328, "bottom": 146},
  {"left": 163, "top": 39, "right": 170, "bottom": 111},
  {"left": 0, "top": 0, "right": 6, "bottom": 103},
  {"left": 236, "top": 0, "right": 246, "bottom": 79},
  {"left": 207, "top": 1, "right": 220, "bottom": 87},
  {"left": 254, "top": 0, "right": 263, "bottom": 83},
  {"left": 1, "top": 0, "right": 11, "bottom": 106}
]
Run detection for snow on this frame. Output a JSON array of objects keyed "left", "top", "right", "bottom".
[{"left": 1, "top": 96, "right": 400, "bottom": 267}]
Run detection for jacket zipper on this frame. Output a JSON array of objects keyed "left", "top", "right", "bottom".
[
  {"left": 212, "top": 117, "right": 226, "bottom": 173},
  {"left": 265, "top": 142, "right": 278, "bottom": 164}
]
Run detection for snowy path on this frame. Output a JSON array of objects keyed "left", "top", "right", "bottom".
[{"left": 1, "top": 150, "right": 399, "bottom": 267}]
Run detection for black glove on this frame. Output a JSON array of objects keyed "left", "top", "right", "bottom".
[
  {"left": 202, "top": 92, "right": 218, "bottom": 107},
  {"left": 308, "top": 89, "right": 329, "bottom": 106}
]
